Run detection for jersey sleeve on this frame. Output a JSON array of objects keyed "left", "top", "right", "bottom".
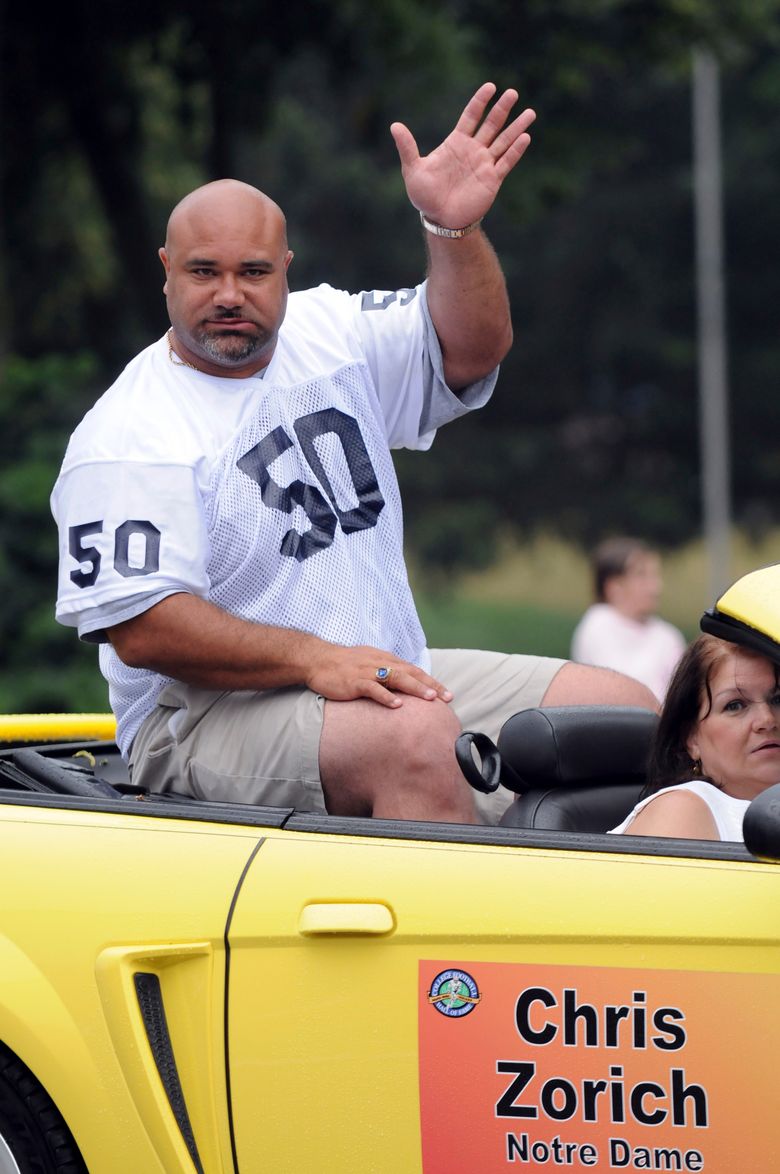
[
  {"left": 51, "top": 459, "right": 211, "bottom": 641},
  {"left": 353, "top": 282, "right": 497, "bottom": 450}
]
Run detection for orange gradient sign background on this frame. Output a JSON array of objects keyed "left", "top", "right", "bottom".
[{"left": 419, "top": 960, "right": 780, "bottom": 1173}]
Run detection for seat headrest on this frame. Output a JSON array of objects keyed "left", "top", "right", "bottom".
[{"left": 496, "top": 705, "right": 658, "bottom": 794}]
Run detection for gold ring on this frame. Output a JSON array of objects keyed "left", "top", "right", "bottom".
[{"left": 375, "top": 666, "right": 392, "bottom": 683}]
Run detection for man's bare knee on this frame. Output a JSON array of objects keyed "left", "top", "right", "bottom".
[
  {"left": 321, "top": 695, "right": 460, "bottom": 785},
  {"left": 320, "top": 696, "right": 477, "bottom": 822}
]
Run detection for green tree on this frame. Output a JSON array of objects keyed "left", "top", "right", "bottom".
[
  {"left": 0, "top": 354, "right": 108, "bottom": 711},
  {"left": 2, "top": 0, "right": 780, "bottom": 707}
]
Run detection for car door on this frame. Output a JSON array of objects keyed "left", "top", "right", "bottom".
[{"left": 225, "top": 821, "right": 780, "bottom": 1173}]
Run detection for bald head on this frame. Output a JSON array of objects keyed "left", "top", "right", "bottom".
[
  {"left": 165, "top": 179, "right": 288, "bottom": 254},
  {"left": 159, "top": 179, "right": 294, "bottom": 378}
]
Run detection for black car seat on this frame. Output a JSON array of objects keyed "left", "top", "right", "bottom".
[{"left": 456, "top": 706, "right": 659, "bottom": 833}]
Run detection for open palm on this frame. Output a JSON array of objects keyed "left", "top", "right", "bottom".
[{"left": 391, "top": 83, "right": 536, "bottom": 230}]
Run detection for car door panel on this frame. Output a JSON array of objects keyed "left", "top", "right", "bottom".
[{"left": 227, "top": 830, "right": 780, "bottom": 1172}]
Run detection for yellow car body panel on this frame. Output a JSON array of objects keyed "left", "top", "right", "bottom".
[
  {"left": 226, "top": 830, "right": 780, "bottom": 1172},
  {"left": 0, "top": 766, "right": 778, "bottom": 1170},
  {"left": 0, "top": 804, "right": 260, "bottom": 1172},
  {"left": 0, "top": 713, "right": 116, "bottom": 743}
]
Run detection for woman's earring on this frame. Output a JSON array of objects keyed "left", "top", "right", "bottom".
[{"left": 692, "top": 759, "right": 702, "bottom": 777}]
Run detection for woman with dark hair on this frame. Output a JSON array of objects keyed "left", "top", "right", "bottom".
[{"left": 611, "top": 634, "right": 780, "bottom": 841}]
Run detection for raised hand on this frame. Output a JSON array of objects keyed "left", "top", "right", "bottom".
[{"left": 390, "top": 83, "right": 536, "bottom": 232}]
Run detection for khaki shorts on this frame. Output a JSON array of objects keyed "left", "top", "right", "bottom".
[{"left": 129, "top": 648, "right": 565, "bottom": 824}]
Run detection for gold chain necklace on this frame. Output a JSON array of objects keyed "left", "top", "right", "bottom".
[{"left": 167, "top": 329, "right": 202, "bottom": 371}]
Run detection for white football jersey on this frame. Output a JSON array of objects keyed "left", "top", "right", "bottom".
[{"left": 52, "top": 282, "right": 496, "bottom": 754}]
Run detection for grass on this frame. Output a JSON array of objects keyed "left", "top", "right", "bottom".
[
  {"left": 414, "top": 595, "right": 578, "bottom": 658},
  {"left": 412, "top": 527, "right": 780, "bottom": 657}
]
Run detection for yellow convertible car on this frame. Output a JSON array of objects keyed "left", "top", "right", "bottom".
[{"left": 0, "top": 567, "right": 778, "bottom": 1173}]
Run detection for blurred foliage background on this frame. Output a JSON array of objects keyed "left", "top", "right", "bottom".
[{"left": 2, "top": 0, "right": 780, "bottom": 710}]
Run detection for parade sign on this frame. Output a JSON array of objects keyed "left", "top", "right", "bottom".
[{"left": 419, "top": 960, "right": 779, "bottom": 1172}]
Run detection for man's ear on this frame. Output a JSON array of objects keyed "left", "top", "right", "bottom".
[
  {"left": 159, "top": 247, "right": 170, "bottom": 293},
  {"left": 284, "top": 250, "right": 294, "bottom": 272}
]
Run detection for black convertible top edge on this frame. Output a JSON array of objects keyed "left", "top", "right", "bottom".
[
  {"left": 284, "top": 812, "right": 760, "bottom": 862},
  {"left": 0, "top": 740, "right": 769, "bottom": 863},
  {"left": 0, "top": 789, "right": 294, "bottom": 830},
  {"left": 0, "top": 786, "right": 762, "bottom": 863}
]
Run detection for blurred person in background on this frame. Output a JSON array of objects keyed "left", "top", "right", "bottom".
[{"left": 571, "top": 536, "right": 686, "bottom": 703}]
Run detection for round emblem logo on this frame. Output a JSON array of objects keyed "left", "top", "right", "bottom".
[{"left": 427, "top": 969, "right": 481, "bottom": 1018}]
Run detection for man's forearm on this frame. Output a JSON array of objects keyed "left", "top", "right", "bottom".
[
  {"left": 107, "top": 592, "right": 325, "bottom": 691},
  {"left": 106, "top": 592, "right": 453, "bottom": 707},
  {"left": 424, "top": 229, "right": 513, "bottom": 390}
]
